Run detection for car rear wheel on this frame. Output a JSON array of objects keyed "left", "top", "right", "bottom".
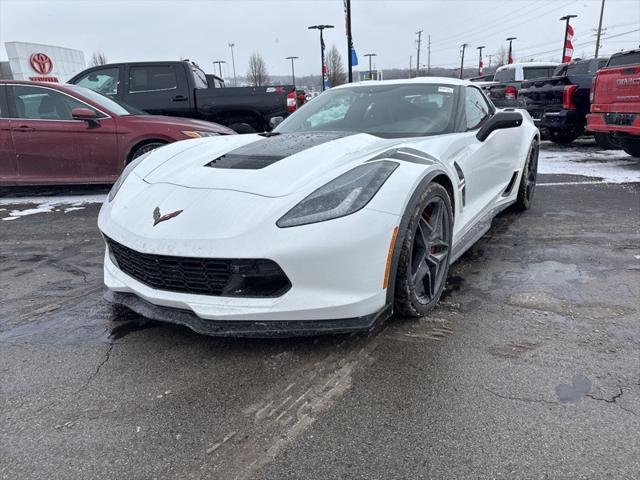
[
  {"left": 620, "top": 137, "right": 640, "bottom": 158},
  {"left": 394, "top": 183, "right": 453, "bottom": 317},
  {"left": 130, "top": 141, "right": 166, "bottom": 162},
  {"left": 594, "top": 133, "right": 622, "bottom": 150},
  {"left": 513, "top": 139, "right": 539, "bottom": 211}
]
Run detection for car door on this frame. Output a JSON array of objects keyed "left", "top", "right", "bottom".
[
  {"left": 0, "top": 84, "right": 18, "bottom": 183},
  {"left": 122, "top": 64, "right": 191, "bottom": 117},
  {"left": 455, "top": 86, "right": 520, "bottom": 225},
  {"left": 8, "top": 84, "right": 119, "bottom": 183}
]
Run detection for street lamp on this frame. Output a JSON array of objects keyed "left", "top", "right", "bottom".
[
  {"left": 459, "top": 44, "right": 468, "bottom": 79},
  {"left": 228, "top": 43, "right": 237, "bottom": 86},
  {"left": 308, "top": 24, "right": 334, "bottom": 91},
  {"left": 506, "top": 37, "right": 517, "bottom": 64},
  {"left": 560, "top": 14, "right": 578, "bottom": 62},
  {"left": 364, "top": 53, "right": 377, "bottom": 81},
  {"left": 212, "top": 60, "right": 226, "bottom": 79},
  {"left": 285, "top": 56, "right": 299, "bottom": 88}
]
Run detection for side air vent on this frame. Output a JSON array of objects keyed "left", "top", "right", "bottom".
[
  {"left": 502, "top": 171, "right": 519, "bottom": 196},
  {"left": 453, "top": 162, "right": 466, "bottom": 207}
]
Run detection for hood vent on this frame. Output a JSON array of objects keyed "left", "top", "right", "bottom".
[{"left": 205, "top": 132, "right": 353, "bottom": 170}]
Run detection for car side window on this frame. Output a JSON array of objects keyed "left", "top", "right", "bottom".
[
  {"left": 129, "top": 66, "right": 177, "bottom": 93},
  {"left": 75, "top": 67, "right": 120, "bottom": 96},
  {"left": 465, "top": 87, "right": 491, "bottom": 131},
  {"left": 11, "top": 85, "right": 101, "bottom": 120}
]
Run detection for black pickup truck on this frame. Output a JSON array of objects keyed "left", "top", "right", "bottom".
[
  {"left": 69, "top": 61, "right": 296, "bottom": 132},
  {"left": 483, "top": 62, "right": 558, "bottom": 108},
  {"left": 518, "top": 58, "right": 614, "bottom": 146}
]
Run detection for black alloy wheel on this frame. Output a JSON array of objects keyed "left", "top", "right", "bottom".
[
  {"left": 514, "top": 139, "right": 539, "bottom": 210},
  {"left": 395, "top": 183, "right": 453, "bottom": 317}
]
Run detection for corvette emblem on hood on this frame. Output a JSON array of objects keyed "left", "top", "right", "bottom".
[{"left": 153, "top": 207, "right": 183, "bottom": 226}]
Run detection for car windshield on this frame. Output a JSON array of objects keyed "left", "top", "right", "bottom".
[
  {"left": 65, "top": 85, "right": 146, "bottom": 116},
  {"left": 274, "top": 83, "right": 457, "bottom": 138}
]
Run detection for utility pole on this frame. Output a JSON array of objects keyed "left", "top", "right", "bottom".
[
  {"left": 459, "top": 43, "right": 468, "bottom": 79},
  {"left": 506, "top": 37, "right": 517, "bottom": 64},
  {"left": 285, "top": 56, "right": 299, "bottom": 88},
  {"left": 427, "top": 34, "right": 431, "bottom": 75},
  {"left": 416, "top": 30, "right": 423, "bottom": 77},
  {"left": 595, "top": 0, "right": 606, "bottom": 58},
  {"left": 308, "top": 24, "right": 335, "bottom": 91},
  {"left": 477, "top": 45, "right": 485, "bottom": 76},
  {"left": 212, "top": 60, "right": 226, "bottom": 79},
  {"left": 228, "top": 43, "right": 237, "bottom": 86},
  {"left": 409, "top": 55, "right": 412, "bottom": 78},
  {"left": 487, "top": 54, "right": 494, "bottom": 70},
  {"left": 365, "top": 53, "right": 377, "bottom": 80},
  {"left": 345, "top": 0, "right": 354, "bottom": 82},
  {"left": 560, "top": 14, "right": 578, "bottom": 62}
]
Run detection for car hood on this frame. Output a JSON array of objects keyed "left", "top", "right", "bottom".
[
  {"left": 123, "top": 115, "right": 235, "bottom": 134},
  {"left": 138, "top": 132, "right": 411, "bottom": 197}
]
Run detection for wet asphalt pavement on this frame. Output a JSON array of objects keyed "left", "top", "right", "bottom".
[{"left": 1, "top": 141, "right": 639, "bottom": 479}]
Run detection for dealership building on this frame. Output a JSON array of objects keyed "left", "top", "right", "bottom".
[{"left": 0, "top": 41, "right": 86, "bottom": 83}]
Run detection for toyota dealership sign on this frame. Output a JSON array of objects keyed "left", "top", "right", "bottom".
[{"left": 3, "top": 41, "right": 85, "bottom": 82}]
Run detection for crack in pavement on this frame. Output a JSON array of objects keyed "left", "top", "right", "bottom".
[
  {"left": 81, "top": 342, "right": 115, "bottom": 391},
  {"left": 586, "top": 386, "right": 624, "bottom": 404}
]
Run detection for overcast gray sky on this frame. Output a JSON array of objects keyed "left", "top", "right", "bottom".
[{"left": 1, "top": 0, "right": 638, "bottom": 78}]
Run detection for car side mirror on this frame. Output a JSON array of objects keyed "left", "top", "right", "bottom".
[
  {"left": 269, "top": 116, "right": 284, "bottom": 129},
  {"left": 476, "top": 110, "right": 522, "bottom": 142},
  {"left": 72, "top": 107, "right": 99, "bottom": 127}
]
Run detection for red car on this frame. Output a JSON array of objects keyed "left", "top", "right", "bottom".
[{"left": 0, "top": 80, "right": 235, "bottom": 185}]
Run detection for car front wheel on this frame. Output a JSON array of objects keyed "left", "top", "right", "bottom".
[
  {"left": 394, "top": 182, "right": 453, "bottom": 317},
  {"left": 513, "top": 139, "right": 539, "bottom": 211}
]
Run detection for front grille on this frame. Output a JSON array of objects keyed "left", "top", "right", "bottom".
[
  {"left": 105, "top": 236, "right": 291, "bottom": 298},
  {"left": 604, "top": 113, "right": 637, "bottom": 126}
]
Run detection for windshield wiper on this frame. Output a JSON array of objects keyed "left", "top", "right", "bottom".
[{"left": 259, "top": 132, "right": 281, "bottom": 137}]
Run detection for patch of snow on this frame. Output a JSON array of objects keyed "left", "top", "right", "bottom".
[
  {"left": 539, "top": 147, "right": 640, "bottom": 184},
  {"left": 0, "top": 194, "right": 105, "bottom": 221}
]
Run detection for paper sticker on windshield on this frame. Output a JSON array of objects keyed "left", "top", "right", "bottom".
[{"left": 438, "top": 86, "right": 454, "bottom": 94}]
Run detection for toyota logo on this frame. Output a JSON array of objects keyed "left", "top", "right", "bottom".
[{"left": 29, "top": 53, "right": 53, "bottom": 75}]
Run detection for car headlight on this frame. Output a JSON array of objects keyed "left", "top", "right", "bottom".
[
  {"left": 181, "top": 131, "right": 220, "bottom": 138},
  {"left": 276, "top": 161, "right": 398, "bottom": 228},
  {"left": 108, "top": 151, "right": 152, "bottom": 202}
]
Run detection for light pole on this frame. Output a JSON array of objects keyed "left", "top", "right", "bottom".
[
  {"left": 286, "top": 56, "right": 299, "bottom": 88},
  {"left": 308, "top": 24, "right": 334, "bottom": 91},
  {"left": 228, "top": 43, "right": 237, "bottom": 86},
  {"left": 595, "top": 0, "right": 606, "bottom": 57},
  {"left": 345, "top": 0, "right": 353, "bottom": 82},
  {"left": 560, "top": 14, "right": 578, "bottom": 62},
  {"left": 477, "top": 45, "right": 485, "bottom": 76},
  {"left": 506, "top": 37, "right": 517, "bottom": 64},
  {"left": 212, "top": 60, "right": 226, "bottom": 79},
  {"left": 364, "top": 53, "right": 377, "bottom": 80},
  {"left": 459, "top": 44, "right": 468, "bottom": 79}
]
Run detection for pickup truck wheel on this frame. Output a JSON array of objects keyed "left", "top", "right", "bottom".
[
  {"left": 620, "top": 137, "right": 640, "bottom": 158},
  {"left": 548, "top": 129, "right": 579, "bottom": 145},
  {"left": 129, "top": 141, "right": 166, "bottom": 162},
  {"left": 594, "top": 133, "right": 622, "bottom": 150}
]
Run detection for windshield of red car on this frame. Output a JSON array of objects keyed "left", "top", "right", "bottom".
[{"left": 65, "top": 85, "right": 146, "bottom": 116}]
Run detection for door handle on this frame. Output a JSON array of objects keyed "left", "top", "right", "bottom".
[
  {"left": 172, "top": 95, "right": 188, "bottom": 102},
  {"left": 11, "top": 125, "right": 35, "bottom": 132}
]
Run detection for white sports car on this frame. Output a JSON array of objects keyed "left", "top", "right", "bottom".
[{"left": 99, "top": 78, "right": 539, "bottom": 336}]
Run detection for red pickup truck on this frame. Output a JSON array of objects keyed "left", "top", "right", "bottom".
[{"left": 586, "top": 49, "right": 640, "bottom": 158}]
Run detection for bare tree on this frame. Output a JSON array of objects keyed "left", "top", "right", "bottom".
[
  {"left": 326, "top": 45, "right": 346, "bottom": 87},
  {"left": 494, "top": 45, "right": 508, "bottom": 67},
  {"left": 247, "top": 52, "right": 270, "bottom": 86},
  {"left": 89, "top": 51, "right": 108, "bottom": 67}
]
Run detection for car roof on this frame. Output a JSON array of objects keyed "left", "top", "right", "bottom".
[
  {"left": 331, "top": 76, "right": 473, "bottom": 90},
  {"left": 495, "top": 62, "right": 558, "bottom": 71}
]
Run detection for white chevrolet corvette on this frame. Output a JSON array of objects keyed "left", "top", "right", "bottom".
[{"left": 99, "top": 78, "right": 539, "bottom": 336}]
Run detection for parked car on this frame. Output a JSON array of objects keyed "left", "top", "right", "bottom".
[
  {"left": 0, "top": 80, "right": 234, "bottom": 186},
  {"left": 484, "top": 62, "right": 558, "bottom": 107},
  {"left": 587, "top": 49, "right": 640, "bottom": 158},
  {"left": 519, "top": 57, "right": 611, "bottom": 145},
  {"left": 68, "top": 61, "right": 297, "bottom": 133},
  {"left": 469, "top": 73, "right": 495, "bottom": 82}
]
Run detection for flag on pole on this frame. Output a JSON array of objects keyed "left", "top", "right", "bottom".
[
  {"left": 479, "top": 56, "right": 484, "bottom": 75},
  {"left": 351, "top": 48, "right": 358, "bottom": 66},
  {"left": 563, "top": 24, "right": 574, "bottom": 63},
  {"left": 508, "top": 51, "right": 514, "bottom": 64}
]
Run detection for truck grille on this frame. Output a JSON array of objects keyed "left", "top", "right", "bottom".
[
  {"left": 604, "top": 113, "right": 637, "bottom": 126},
  {"left": 105, "top": 237, "right": 291, "bottom": 298}
]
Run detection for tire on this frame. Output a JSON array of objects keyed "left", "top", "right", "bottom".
[
  {"left": 513, "top": 139, "right": 539, "bottom": 211},
  {"left": 394, "top": 183, "right": 453, "bottom": 317},
  {"left": 620, "top": 137, "right": 640, "bottom": 158},
  {"left": 547, "top": 129, "right": 579, "bottom": 145},
  {"left": 130, "top": 141, "right": 166, "bottom": 162},
  {"left": 594, "top": 132, "right": 622, "bottom": 150}
]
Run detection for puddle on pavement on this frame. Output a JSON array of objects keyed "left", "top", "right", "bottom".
[{"left": 555, "top": 375, "right": 592, "bottom": 403}]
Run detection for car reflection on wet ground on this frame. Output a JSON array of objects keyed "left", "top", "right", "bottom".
[{"left": 1, "top": 139, "right": 639, "bottom": 479}]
